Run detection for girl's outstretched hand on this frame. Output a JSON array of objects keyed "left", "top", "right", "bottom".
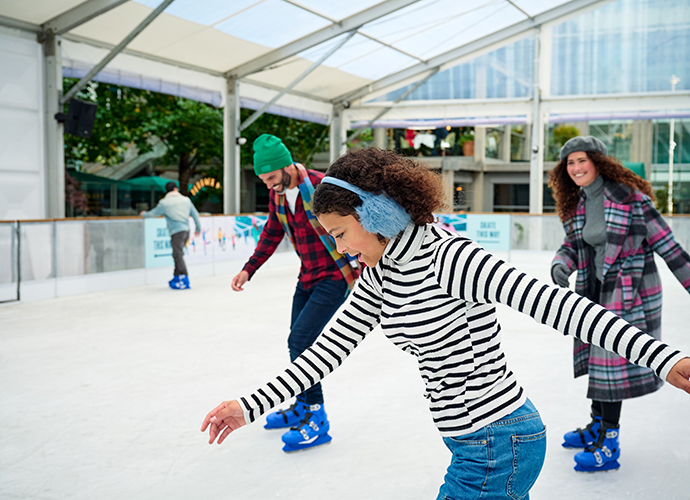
[
  {"left": 201, "top": 400, "right": 247, "bottom": 444},
  {"left": 666, "top": 358, "right": 690, "bottom": 395}
]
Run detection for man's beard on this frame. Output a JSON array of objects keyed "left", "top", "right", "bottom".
[{"left": 273, "top": 169, "right": 292, "bottom": 194}]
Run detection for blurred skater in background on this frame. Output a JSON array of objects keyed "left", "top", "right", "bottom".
[{"left": 140, "top": 181, "right": 201, "bottom": 290}]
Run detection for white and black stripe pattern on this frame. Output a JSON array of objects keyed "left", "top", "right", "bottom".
[{"left": 239, "top": 224, "right": 686, "bottom": 437}]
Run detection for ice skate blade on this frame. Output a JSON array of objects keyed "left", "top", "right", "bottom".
[
  {"left": 264, "top": 422, "right": 292, "bottom": 430},
  {"left": 562, "top": 442, "right": 588, "bottom": 449},
  {"left": 282, "top": 433, "right": 332, "bottom": 453},
  {"left": 574, "top": 460, "right": 620, "bottom": 473}
]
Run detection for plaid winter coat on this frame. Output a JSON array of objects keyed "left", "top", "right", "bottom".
[{"left": 553, "top": 179, "right": 690, "bottom": 401}]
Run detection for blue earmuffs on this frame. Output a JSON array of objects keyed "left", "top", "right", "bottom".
[{"left": 321, "top": 177, "right": 411, "bottom": 239}]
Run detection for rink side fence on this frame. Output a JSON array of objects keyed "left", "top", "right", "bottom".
[{"left": 1, "top": 213, "right": 690, "bottom": 304}]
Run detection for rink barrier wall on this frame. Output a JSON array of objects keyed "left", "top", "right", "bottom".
[{"left": 1, "top": 213, "right": 690, "bottom": 304}]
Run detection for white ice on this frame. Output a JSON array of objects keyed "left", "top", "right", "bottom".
[{"left": 1, "top": 252, "right": 689, "bottom": 500}]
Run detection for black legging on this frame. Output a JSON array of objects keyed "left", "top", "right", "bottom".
[{"left": 591, "top": 400, "right": 622, "bottom": 428}]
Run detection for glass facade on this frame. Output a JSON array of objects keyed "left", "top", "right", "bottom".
[
  {"left": 651, "top": 119, "right": 690, "bottom": 213},
  {"left": 372, "top": 37, "right": 534, "bottom": 102},
  {"left": 374, "top": 0, "right": 690, "bottom": 103},
  {"left": 551, "top": 0, "right": 690, "bottom": 95}
]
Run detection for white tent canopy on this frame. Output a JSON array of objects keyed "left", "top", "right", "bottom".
[
  {"left": 0, "top": 0, "right": 603, "bottom": 104},
  {"left": 1, "top": 0, "right": 688, "bottom": 219}
]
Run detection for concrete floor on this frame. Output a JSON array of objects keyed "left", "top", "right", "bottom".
[{"left": 1, "top": 251, "right": 689, "bottom": 500}]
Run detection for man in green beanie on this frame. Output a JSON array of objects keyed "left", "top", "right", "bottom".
[{"left": 231, "top": 134, "right": 359, "bottom": 452}]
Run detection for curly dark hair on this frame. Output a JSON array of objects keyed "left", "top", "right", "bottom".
[
  {"left": 548, "top": 151, "right": 655, "bottom": 221},
  {"left": 312, "top": 148, "right": 447, "bottom": 231}
]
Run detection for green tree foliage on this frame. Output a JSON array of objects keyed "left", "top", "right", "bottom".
[
  {"left": 63, "top": 79, "right": 330, "bottom": 204},
  {"left": 655, "top": 185, "right": 676, "bottom": 214},
  {"left": 238, "top": 108, "right": 329, "bottom": 169},
  {"left": 63, "top": 79, "right": 223, "bottom": 195}
]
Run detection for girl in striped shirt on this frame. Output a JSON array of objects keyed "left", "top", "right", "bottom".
[{"left": 202, "top": 148, "right": 690, "bottom": 500}]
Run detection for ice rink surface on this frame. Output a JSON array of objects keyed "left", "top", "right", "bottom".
[{"left": 1, "top": 251, "right": 689, "bottom": 500}]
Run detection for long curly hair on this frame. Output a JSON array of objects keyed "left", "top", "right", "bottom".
[
  {"left": 312, "top": 148, "right": 447, "bottom": 231},
  {"left": 548, "top": 151, "right": 655, "bottom": 221}
]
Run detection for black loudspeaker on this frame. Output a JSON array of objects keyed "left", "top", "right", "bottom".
[{"left": 63, "top": 99, "right": 97, "bottom": 138}]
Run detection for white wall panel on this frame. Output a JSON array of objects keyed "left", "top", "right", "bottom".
[
  {"left": 0, "top": 48, "right": 40, "bottom": 109},
  {"left": 0, "top": 29, "right": 45, "bottom": 221},
  {"left": 0, "top": 108, "right": 42, "bottom": 171},
  {"left": 0, "top": 172, "right": 44, "bottom": 220}
]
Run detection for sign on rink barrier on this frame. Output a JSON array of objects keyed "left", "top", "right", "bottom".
[
  {"left": 144, "top": 215, "right": 269, "bottom": 268},
  {"left": 434, "top": 213, "right": 511, "bottom": 251},
  {"left": 140, "top": 213, "right": 513, "bottom": 270}
]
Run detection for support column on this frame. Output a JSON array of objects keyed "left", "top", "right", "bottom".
[
  {"left": 529, "top": 27, "right": 544, "bottom": 215},
  {"left": 224, "top": 77, "right": 241, "bottom": 214},
  {"left": 374, "top": 127, "right": 387, "bottom": 149},
  {"left": 330, "top": 105, "right": 347, "bottom": 164},
  {"left": 44, "top": 32, "right": 65, "bottom": 218},
  {"left": 110, "top": 184, "right": 117, "bottom": 214},
  {"left": 502, "top": 125, "right": 512, "bottom": 162},
  {"left": 573, "top": 121, "right": 590, "bottom": 136},
  {"left": 522, "top": 125, "right": 531, "bottom": 161},
  {"left": 441, "top": 158, "right": 454, "bottom": 211},
  {"left": 473, "top": 126, "right": 487, "bottom": 212},
  {"left": 631, "top": 120, "right": 653, "bottom": 179}
]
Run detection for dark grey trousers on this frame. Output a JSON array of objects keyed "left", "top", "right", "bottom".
[{"left": 171, "top": 231, "right": 189, "bottom": 276}]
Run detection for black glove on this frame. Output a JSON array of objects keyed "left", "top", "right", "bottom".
[{"left": 551, "top": 264, "right": 571, "bottom": 288}]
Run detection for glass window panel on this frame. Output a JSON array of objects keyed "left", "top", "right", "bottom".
[
  {"left": 292, "top": 0, "right": 382, "bottom": 21},
  {"left": 551, "top": 0, "right": 690, "bottom": 95},
  {"left": 361, "top": 0, "right": 526, "bottom": 60},
  {"left": 652, "top": 119, "right": 690, "bottom": 165},
  {"left": 298, "top": 33, "right": 382, "bottom": 67},
  {"left": 0, "top": 223, "right": 17, "bottom": 295},
  {"left": 133, "top": 0, "right": 260, "bottom": 26},
  {"left": 20, "top": 222, "right": 54, "bottom": 282},
  {"left": 56, "top": 221, "right": 86, "bottom": 277},
  {"left": 56, "top": 220, "right": 145, "bottom": 277},
  {"left": 370, "top": 36, "right": 533, "bottom": 101},
  {"left": 298, "top": 33, "right": 418, "bottom": 79},
  {"left": 512, "top": 0, "right": 571, "bottom": 17},
  {"left": 214, "top": 0, "right": 331, "bottom": 48}
]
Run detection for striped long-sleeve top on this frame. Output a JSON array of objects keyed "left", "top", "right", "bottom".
[{"left": 239, "top": 223, "right": 687, "bottom": 437}]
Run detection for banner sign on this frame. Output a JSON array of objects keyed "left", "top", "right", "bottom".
[
  {"left": 466, "top": 214, "right": 511, "bottom": 251},
  {"left": 144, "top": 215, "right": 269, "bottom": 269},
  {"left": 144, "top": 218, "right": 174, "bottom": 268}
]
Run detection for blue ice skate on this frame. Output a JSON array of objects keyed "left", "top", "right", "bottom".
[
  {"left": 169, "top": 275, "right": 190, "bottom": 290},
  {"left": 562, "top": 415, "right": 602, "bottom": 448},
  {"left": 168, "top": 275, "right": 181, "bottom": 289},
  {"left": 264, "top": 401, "right": 308, "bottom": 429},
  {"left": 574, "top": 426, "right": 620, "bottom": 472},
  {"left": 281, "top": 404, "right": 332, "bottom": 452}
]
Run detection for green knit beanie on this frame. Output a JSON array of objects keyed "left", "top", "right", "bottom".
[{"left": 252, "top": 134, "right": 293, "bottom": 176}]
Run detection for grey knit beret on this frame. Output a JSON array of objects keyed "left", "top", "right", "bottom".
[{"left": 559, "top": 136, "right": 608, "bottom": 161}]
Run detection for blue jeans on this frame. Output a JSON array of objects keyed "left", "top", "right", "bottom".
[
  {"left": 436, "top": 399, "right": 547, "bottom": 500},
  {"left": 289, "top": 279, "right": 348, "bottom": 405}
]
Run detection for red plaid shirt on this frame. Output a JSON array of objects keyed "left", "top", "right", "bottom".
[{"left": 243, "top": 169, "right": 345, "bottom": 289}]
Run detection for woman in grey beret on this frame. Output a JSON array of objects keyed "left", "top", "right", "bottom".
[{"left": 548, "top": 135, "right": 690, "bottom": 472}]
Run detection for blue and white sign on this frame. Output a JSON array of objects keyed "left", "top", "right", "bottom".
[
  {"left": 466, "top": 214, "right": 511, "bottom": 251},
  {"left": 144, "top": 218, "right": 174, "bottom": 268}
]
